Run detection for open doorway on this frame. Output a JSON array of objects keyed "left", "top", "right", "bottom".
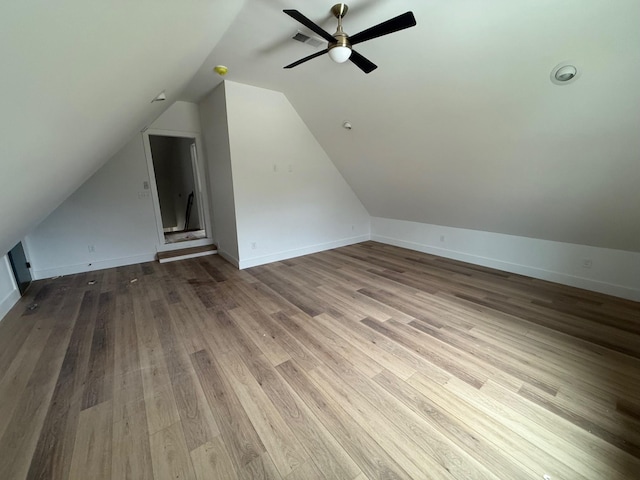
[
  {"left": 8, "top": 242, "right": 31, "bottom": 295},
  {"left": 144, "top": 131, "right": 211, "bottom": 247}
]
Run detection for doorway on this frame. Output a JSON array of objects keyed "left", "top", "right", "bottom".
[
  {"left": 143, "top": 131, "right": 211, "bottom": 247},
  {"left": 8, "top": 242, "right": 31, "bottom": 295}
]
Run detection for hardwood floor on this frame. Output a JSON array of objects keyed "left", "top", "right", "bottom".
[{"left": 0, "top": 241, "right": 639, "bottom": 479}]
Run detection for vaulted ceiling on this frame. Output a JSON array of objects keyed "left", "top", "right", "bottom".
[
  {"left": 0, "top": 0, "right": 244, "bottom": 255},
  {"left": 2, "top": 0, "right": 639, "bottom": 255}
]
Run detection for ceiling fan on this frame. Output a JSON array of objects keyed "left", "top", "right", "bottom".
[{"left": 283, "top": 3, "right": 416, "bottom": 74}]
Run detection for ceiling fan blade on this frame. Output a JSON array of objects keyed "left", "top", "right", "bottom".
[
  {"left": 349, "top": 11, "right": 416, "bottom": 46},
  {"left": 284, "top": 49, "right": 329, "bottom": 69},
  {"left": 283, "top": 10, "right": 337, "bottom": 43},
  {"left": 349, "top": 50, "right": 377, "bottom": 74}
]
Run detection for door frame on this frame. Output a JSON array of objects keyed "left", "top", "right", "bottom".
[{"left": 142, "top": 128, "right": 213, "bottom": 252}]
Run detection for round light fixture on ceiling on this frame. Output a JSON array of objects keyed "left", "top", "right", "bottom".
[
  {"left": 550, "top": 62, "right": 580, "bottom": 85},
  {"left": 328, "top": 46, "right": 352, "bottom": 64},
  {"left": 555, "top": 65, "right": 577, "bottom": 82}
]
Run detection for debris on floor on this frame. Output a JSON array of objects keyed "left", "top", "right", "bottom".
[
  {"left": 130, "top": 278, "right": 138, "bottom": 283},
  {"left": 87, "top": 280, "right": 96, "bottom": 285}
]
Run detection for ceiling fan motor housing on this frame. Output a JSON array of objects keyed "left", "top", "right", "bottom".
[
  {"left": 328, "top": 3, "right": 352, "bottom": 61},
  {"left": 329, "top": 31, "right": 351, "bottom": 50}
]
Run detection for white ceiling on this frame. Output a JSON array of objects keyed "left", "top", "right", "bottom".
[
  {"left": 182, "top": 0, "right": 640, "bottom": 252},
  {"left": 0, "top": 0, "right": 244, "bottom": 255},
  {"left": 2, "top": 0, "right": 639, "bottom": 257}
]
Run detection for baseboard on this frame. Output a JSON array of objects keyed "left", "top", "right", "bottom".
[
  {"left": 31, "top": 253, "right": 157, "bottom": 280},
  {"left": 239, "top": 235, "right": 371, "bottom": 269},
  {"left": 217, "top": 250, "right": 240, "bottom": 268},
  {"left": 0, "top": 288, "right": 21, "bottom": 323},
  {"left": 372, "top": 233, "right": 640, "bottom": 302}
]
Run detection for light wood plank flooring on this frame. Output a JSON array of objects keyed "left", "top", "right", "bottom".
[{"left": 0, "top": 241, "right": 639, "bottom": 479}]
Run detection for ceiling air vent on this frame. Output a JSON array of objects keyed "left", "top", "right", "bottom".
[{"left": 292, "top": 31, "right": 324, "bottom": 48}]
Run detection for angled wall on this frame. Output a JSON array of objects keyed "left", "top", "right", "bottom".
[
  {"left": 24, "top": 102, "right": 204, "bottom": 279},
  {"left": 0, "top": 1, "right": 244, "bottom": 257},
  {"left": 221, "top": 81, "right": 371, "bottom": 268},
  {"left": 372, "top": 218, "right": 640, "bottom": 301}
]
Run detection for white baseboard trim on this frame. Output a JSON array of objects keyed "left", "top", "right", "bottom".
[
  {"left": 159, "top": 250, "right": 217, "bottom": 264},
  {"left": 0, "top": 288, "right": 21, "bottom": 323},
  {"left": 31, "top": 253, "right": 157, "bottom": 280},
  {"left": 217, "top": 250, "right": 240, "bottom": 268},
  {"left": 239, "top": 235, "right": 370, "bottom": 270},
  {"left": 372, "top": 233, "right": 640, "bottom": 302}
]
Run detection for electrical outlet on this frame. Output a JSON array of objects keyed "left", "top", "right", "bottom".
[
  {"left": 273, "top": 164, "right": 278, "bottom": 172},
  {"left": 251, "top": 242, "right": 257, "bottom": 250},
  {"left": 440, "top": 235, "right": 445, "bottom": 242},
  {"left": 143, "top": 180, "right": 149, "bottom": 190},
  {"left": 582, "top": 259, "right": 593, "bottom": 269},
  {"left": 88, "top": 245, "right": 95, "bottom": 253}
]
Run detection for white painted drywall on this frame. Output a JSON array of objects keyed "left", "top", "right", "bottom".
[
  {"left": 372, "top": 217, "right": 640, "bottom": 301},
  {"left": 199, "top": 83, "right": 240, "bottom": 265},
  {"left": 222, "top": 81, "right": 371, "bottom": 268},
  {"left": 0, "top": 255, "right": 20, "bottom": 322},
  {"left": 24, "top": 102, "right": 206, "bottom": 279},
  {"left": 184, "top": 0, "right": 640, "bottom": 254},
  {"left": 149, "top": 101, "right": 202, "bottom": 133},
  {"left": 24, "top": 135, "right": 159, "bottom": 279},
  {"left": 0, "top": 1, "right": 244, "bottom": 257}
]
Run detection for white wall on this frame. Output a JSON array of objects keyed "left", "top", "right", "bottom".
[
  {"left": 372, "top": 217, "right": 640, "bottom": 302},
  {"left": 150, "top": 101, "right": 202, "bottom": 134},
  {"left": 199, "top": 83, "right": 240, "bottom": 264},
  {"left": 0, "top": 0, "right": 244, "bottom": 257},
  {"left": 24, "top": 102, "right": 205, "bottom": 279},
  {"left": 0, "top": 255, "right": 20, "bottom": 322},
  {"left": 222, "top": 81, "right": 371, "bottom": 269},
  {"left": 24, "top": 135, "right": 159, "bottom": 279}
]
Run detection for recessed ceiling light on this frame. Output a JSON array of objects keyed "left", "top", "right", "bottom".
[{"left": 550, "top": 62, "right": 580, "bottom": 85}]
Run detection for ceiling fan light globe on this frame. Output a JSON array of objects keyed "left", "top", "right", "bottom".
[{"left": 328, "top": 46, "right": 352, "bottom": 63}]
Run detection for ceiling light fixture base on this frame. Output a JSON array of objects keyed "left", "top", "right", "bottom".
[{"left": 331, "top": 4, "right": 348, "bottom": 19}]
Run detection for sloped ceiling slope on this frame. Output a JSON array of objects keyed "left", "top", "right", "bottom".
[
  {"left": 0, "top": 0, "right": 244, "bottom": 255},
  {"left": 183, "top": 0, "right": 640, "bottom": 252}
]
